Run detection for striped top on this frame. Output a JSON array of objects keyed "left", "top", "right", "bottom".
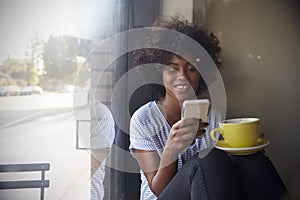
[
  {"left": 129, "top": 101, "right": 221, "bottom": 200},
  {"left": 90, "top": 100, "right": 115, "bottom": 149}
]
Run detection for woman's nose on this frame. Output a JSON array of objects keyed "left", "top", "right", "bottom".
[{"left": 177, "top": 69, "right": 188, "bottom": 80}]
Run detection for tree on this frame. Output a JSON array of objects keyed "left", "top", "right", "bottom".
[
  {"left": 0, "top": 57, "right": 39, "bottom": 86},
  {"left": 1, "top": 57, "right": 27, "bottom": 76},
  {"left": 43, "top": 35, "right": 91, "bottom": 85},
  {"left": 26, "top": 32, "right": 45, "bottom": 77}
]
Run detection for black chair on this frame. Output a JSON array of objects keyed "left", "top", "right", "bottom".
[{"left": 0, "top": 163, "right": 50, "bottom": 200}]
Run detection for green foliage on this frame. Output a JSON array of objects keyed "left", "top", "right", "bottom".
[
  {"left": 1, "top": 58, "right": 27, "bottom": 75},
  {"left": 0, "top": 58, "right": 39, "bottom": 86},
  {"left": 0, "top": 58, "right": 28, "bottom": 85},
  {"left": 30, "top": 68, "right": 39, "bottom": 85},
  {"left": 0, "top": 34, "right": 91, "bottom": 88},
  {"left": 0, "top": 78, "right": 10, "bottom": 86},
  {"left": 43, "top": 35, "right": 91, "bottom": 84}
]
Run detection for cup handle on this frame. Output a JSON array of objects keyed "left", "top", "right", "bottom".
[{"left": 210, "top": 128, "right": 228, "bottom": 146}]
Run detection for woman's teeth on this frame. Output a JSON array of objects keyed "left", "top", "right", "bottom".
[{"left": 175, "top": 85, "right": 188, "bottom": 89}]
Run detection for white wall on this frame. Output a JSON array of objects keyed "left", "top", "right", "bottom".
[{"left": 161, "top": 0, "right": 193, "bottom": 22}]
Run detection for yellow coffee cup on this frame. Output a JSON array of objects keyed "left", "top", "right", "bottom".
[{"left": 210, "top": 118, "right": 261, "bottom": 148}]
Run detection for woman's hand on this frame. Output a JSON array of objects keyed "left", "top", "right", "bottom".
[
  {"left": 166, "top": 118, "right": 205, "bottom": 154},
  {"left": 140, "top": 117, "right": 209, "bottom": 196}
]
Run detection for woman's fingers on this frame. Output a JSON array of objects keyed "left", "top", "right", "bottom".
[
  {"left": 171, "top": 118, "right": 209, "bottom": 137},
  {"left": 171, "top": 118, "right": 197, "bottom": 135},
  {"left": 171, "top": 127, "right": 196, "bottom": 139},
  {"left": 170, "top": 118, "right": 210, "bottom": 146},
  {"left": 169, "top": 118, "right": 209, "bottom": 152}
]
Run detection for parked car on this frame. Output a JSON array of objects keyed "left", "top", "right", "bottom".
[
  {"left": 0, "top": 85, "right": 21, "bottom": 96},
  {"left": 20, "top": 85, "right": 43, "bottom": 95},
  {"left": 61, "top": 85, "right": 81, "bottom": 93}
]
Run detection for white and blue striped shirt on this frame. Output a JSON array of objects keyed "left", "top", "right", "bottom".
[{"left": 129, "top": 101, "right": 220, "bottom": 200}]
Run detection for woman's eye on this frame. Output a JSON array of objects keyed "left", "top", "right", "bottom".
[
  {"left": 167, "top": 67, "right": 177, "bottom": 73},
  {"left": 166, "top": 67, "right": 177, "bottom": 73},
  {"left": 187, "top": 66, "right": 197, "bottom": 72}
]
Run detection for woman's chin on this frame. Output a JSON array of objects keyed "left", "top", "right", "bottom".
[{"left": 176, "top": 95, "right": 197, "bottom": 103}]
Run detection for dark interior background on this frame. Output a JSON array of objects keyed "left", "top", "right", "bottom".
[{"left": 200, "top": 1, "right": 300, "bottom": 199}]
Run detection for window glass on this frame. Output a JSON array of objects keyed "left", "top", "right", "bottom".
[{"left": 0, "top": 0, "right": 114, "bottom": 199}]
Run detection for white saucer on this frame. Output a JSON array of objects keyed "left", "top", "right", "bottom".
[{"left": 215, "top": 139, "right": 270, "bottom": 155}]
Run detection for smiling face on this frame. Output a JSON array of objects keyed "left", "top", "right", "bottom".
[{"left": 162, "top": 56, "right": 200, "bottom": 104}]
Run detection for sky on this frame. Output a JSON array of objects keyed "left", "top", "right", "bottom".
[{"left": 0, "top": 0, "right": 113, "bottom": 63}]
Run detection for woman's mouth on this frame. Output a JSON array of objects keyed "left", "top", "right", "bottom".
[{"left": 175, "top": 84, "right": 189, "bottom": 91}]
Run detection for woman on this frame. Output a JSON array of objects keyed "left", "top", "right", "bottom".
[{"left": 129, "top": 17, "right": 290, "bottom": 200}]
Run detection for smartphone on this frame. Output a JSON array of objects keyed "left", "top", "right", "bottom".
[{"left": 182, "top": 99, "right": 210, "bottom": 122}]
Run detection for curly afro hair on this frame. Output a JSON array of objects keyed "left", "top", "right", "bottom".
[
  {"left": 131, "top": 16, "right": 222, "bottom": 98},
  {"left": 133, "top": 16, "right": 222, "bottom": 68}
]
